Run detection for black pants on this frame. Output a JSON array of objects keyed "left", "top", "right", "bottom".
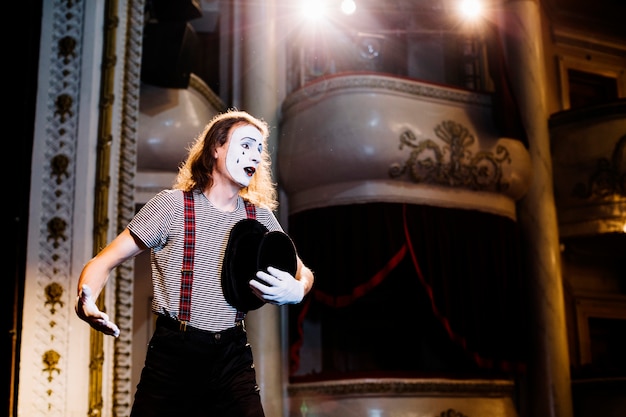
[{"left": 130, "top": 316, "right": 265, "bottom": 417}]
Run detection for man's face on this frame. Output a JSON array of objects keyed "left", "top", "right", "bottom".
[{"left": 226, "top": 125, "right": 263, "bottom": 187}]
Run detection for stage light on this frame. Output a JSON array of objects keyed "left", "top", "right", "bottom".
[
  {"left": 341, "top": 0, "right": 356, "bottom": 15},
  {"left": 300, "top": 0, "right": 328, "bottom": 21},
  {"left": 458, "top": 0, "right": 484, "bottom": 20}
]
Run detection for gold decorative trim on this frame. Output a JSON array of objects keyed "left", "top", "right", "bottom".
[
  {"left": 58, "top": 36, "right": 78, "bottom": 64},
  {"left": 42, "top": 350, "right": 61, "bottom": 383},
  {"left": 54, "top": 94, "right": 74, "bottom": 122},
  {"left": 88, "top": 1, "right": 118, "bottom": 416},
  {"left": 44, "top": 283, "right": 64, "bottom": 315},
  {"left": 46, "top": 217, "right": 68, "bottom": 249},
  {"left": 50, "top": 154, "right": 70, "bottom": 184}
]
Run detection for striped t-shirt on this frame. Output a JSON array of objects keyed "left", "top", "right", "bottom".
[{"left": 128, "top": 188, "right": 283, "bottom": 331}]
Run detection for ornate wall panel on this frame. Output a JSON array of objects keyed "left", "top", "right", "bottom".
[
  {"left": 19, "top": 1, "right": 144, "bottom": 416},
  {"left": 20, "top": 1, "right": 87, "bottom": 416}
]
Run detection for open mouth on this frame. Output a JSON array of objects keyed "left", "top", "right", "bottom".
[{"left": 244, "top": 167, "right": 256, "bottom": 177}]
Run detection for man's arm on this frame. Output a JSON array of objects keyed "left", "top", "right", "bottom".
[
  {"left": 75, "top": 228, "right": 145, "bottom": 336},
  {"left": 295, "top": 256, "right": 314, "bottom": 295}
]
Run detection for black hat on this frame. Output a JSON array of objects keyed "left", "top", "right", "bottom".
[{"left": 221, "top": 218, "right": 297, "bottom": 312}]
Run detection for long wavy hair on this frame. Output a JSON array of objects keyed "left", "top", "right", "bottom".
[{"left": 173, "top": 109, "right": 278, "bottom": 210}]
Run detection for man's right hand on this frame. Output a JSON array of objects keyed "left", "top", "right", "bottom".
[{"left": 75, "top": 285, "right": 120, "bottom": 337}]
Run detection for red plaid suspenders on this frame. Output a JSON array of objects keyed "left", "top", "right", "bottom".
[
  {"left": 237, "top": 200, "right": 256, "bottom": 322},
  {"left": 179, "top": 191, "right": 256, "bottom": 325},
  {"left": 178, "top": 191, "right": 196, "bottom": 324},
  {"left": 244, "top": 199, "right": 256, "bottom": 219}
]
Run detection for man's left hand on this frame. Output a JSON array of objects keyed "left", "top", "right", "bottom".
[{"left": 250, "top": 266, "right": 304, "bottom": 305}]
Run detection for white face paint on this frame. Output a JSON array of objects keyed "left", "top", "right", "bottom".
[{"left": 226, "top": 125, "right": 264, "bottom": 187}]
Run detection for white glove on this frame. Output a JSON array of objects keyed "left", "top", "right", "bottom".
[
  {"left": 250, "top": 266, "right": 305, "bottom": 305},
  {"left": 75, "top": 285, "right": 120, "bottom": 337}
]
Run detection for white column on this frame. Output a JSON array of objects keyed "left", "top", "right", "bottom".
[
  {"left": 239, "top": 1, "right": 286, "bottom": 417},
  {"left": 20, "top": 1, "right": 114, "bottom": 416},
  {"left": 499, "top": 1, "right": 573, "bottom": 416}
]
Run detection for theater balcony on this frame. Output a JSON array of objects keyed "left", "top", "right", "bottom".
[
  {"left": 549, "top": 99, "right": 626, "bottom": 411},
  {"left": 549, "top": 99, "right": 626, "bottom": 240},
  {"left": 278, "top": 73, "right": 532, "bottom": 220}
]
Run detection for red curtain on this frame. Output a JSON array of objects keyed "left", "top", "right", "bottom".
[{"left": 288, "top": 202, "right": 529, "bottom": 380}]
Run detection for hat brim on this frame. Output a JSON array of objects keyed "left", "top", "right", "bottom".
[{"left": 222, "top": 218, "right": 297, "bottom": 312}]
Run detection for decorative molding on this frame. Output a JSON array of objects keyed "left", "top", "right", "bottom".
[
  {"left": 58, "top": 36, "right": 78, "bottom": 63},
  {"left": 288, "top": 378, "right": 515, "bottom": 397},
  {"left": 282, "top": 73, "right": 492, "bottom": 114},
  {"left": 30, "top": 0, "right": 86, "bottom": 414},
  {"left": 552, "top": 27, "right": 626, "bottom": 57},
  {"left": 50, "top": 154, "right": 70, "bottom": 184},
  {"left": 389, "top": 121, "right": 511, "bottom": 193},
  {"left": 44, "top": 283, "right": 65, "bottom": 315},
  {"left": 53, "top": 94, "right": 74, "bottom": 122},
  {"left": 289, "top": 379, "right": 517, "bottom": 417},
  {"left": 555, "top": 55, "right": 625, "bottom": 110},
  {"left": 46, "top": 217, "right": 68, "bottom": 248},
  {"left": 43, "top": 350, "right": 61, "bottom": 383},
  {"left": 575, "top": 295, "right": 626, "bottom": 365},
  {"left": 549, "top": 101, "right": 626, "bottom": 237},
  {"left": 572, "top": 134, "right": 626, "bottom": 199},
  {"left": 438, "top": 409, "right": 469, "bottom": 417},
  {"left": 111, "top": 0, "right": 146, "bottom": 416}
]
